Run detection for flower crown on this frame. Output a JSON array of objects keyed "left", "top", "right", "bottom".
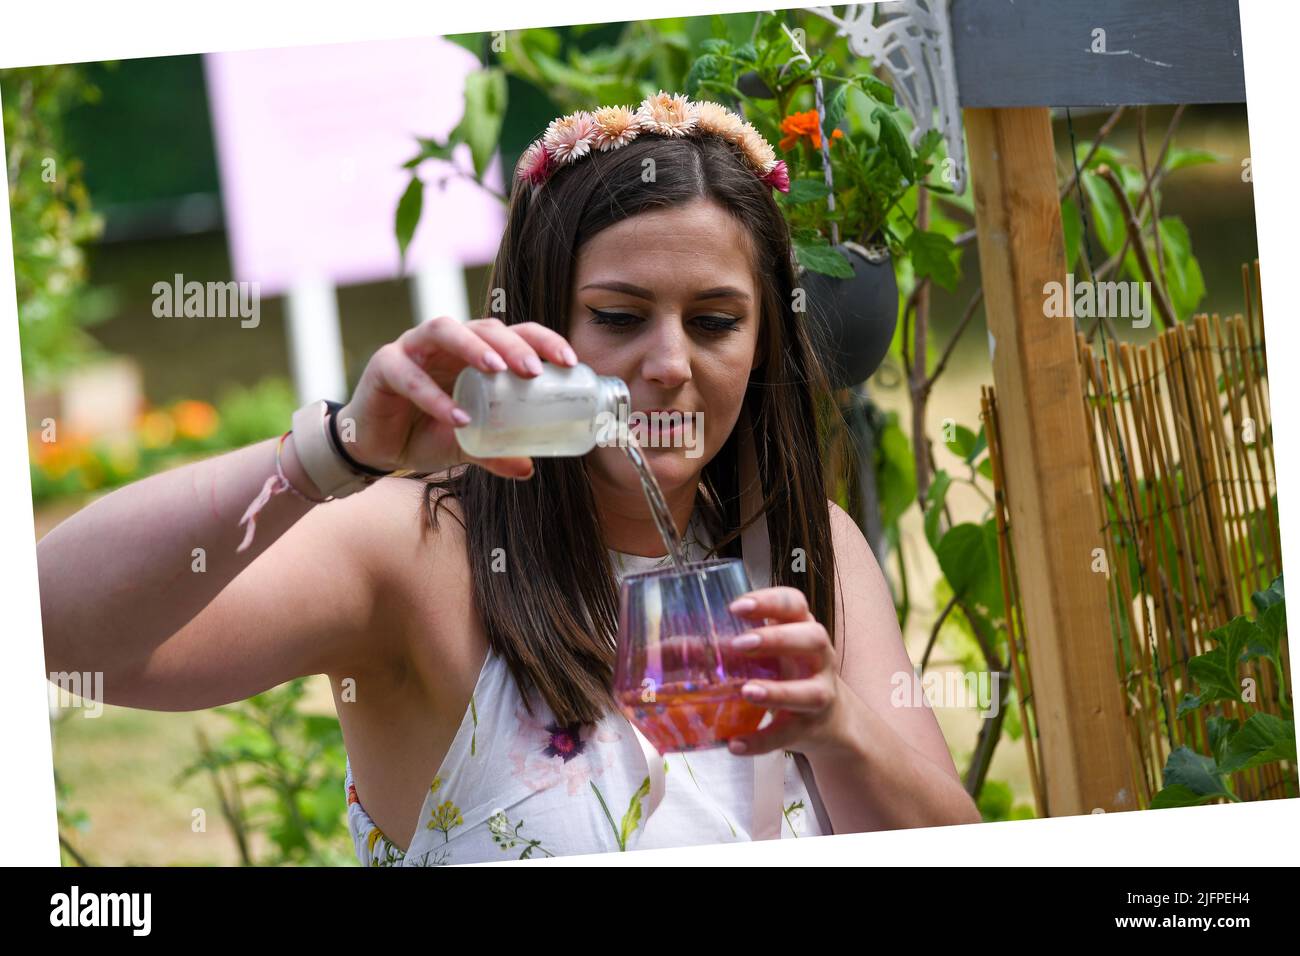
[{"left": 515, "top": 90, "right": 791, "bottom": 194}]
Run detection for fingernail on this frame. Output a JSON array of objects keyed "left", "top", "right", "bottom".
[
  {"left": 732, "top": 633, "right": 761, "bottom": 650},
  {"left": 742, "top": 682, "right": 766, "bottom": 701},
  {"left": 561, "top": 345, "right": 578, "bottom": 366},
  {"left": 452, "top": 408, "right": 472, "bottom": 426},
  {"left": 730, "top": 597, "right": 757, "bottom": 613},
  {"left": 524, "top": 354, "right": 544, "bottom": 375},
  {"left": 483, "top": 352, "right": 508, "bottom": 372},
  {"left": 729, "top": 738, "right": 748, "bottom": 754}
]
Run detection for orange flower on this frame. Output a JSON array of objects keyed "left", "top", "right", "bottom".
[
  {"left": 171, "top": 400, "right": 219, "bottom": 441},
  {"left": 29, "top": 431, "right": 90, "bottom": 480},
  {"left": 779, "top": 109, "right": 844, "bottom": 151}
]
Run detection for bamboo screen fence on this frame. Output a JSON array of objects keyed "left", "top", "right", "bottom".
[{"left": 983, "top": 262, "right": 1294, "bottom": 814}]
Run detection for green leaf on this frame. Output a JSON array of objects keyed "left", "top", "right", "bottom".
[
  {"left": 1251, "top": 573, "right": 1284, "bottom": 613},
  {"left": 395, "top": 176, "right": 424, "bottom": 266},
  {"left": 947, "top": 424, "right": 985, "bottom": 462},
  {"left": 948, "top": 425, "right": 977, "bottom": 460},
  {"left": 1160, "top": 746, "right": 1234, "bottom": 801},
  {"left": 977, "top": 520, "right": 1005, "bottom": 617},
  {"left": 824, "top": 82, "right": 849, "bottom": 139},
  {"left": 1155, "top": 216, "right": 1205, "bottom": 320},
  {"left": 851, "top": 73, "right": 895, "bottom": 106},
  {"left": 923, "top": 470, "right": 951, "bottom": 552},
  {"left": 1251, "top": 603, "right": 1285, "bottom": 666},
  {"left": 1163, "top": 146, "right": 1221, "bottom": 173},
  {"left": 1206, "top": 715, "right": 1240, "bottom": 765},
  {"left": 1075, "top": 141, "right": 1126, "bottom": 171},
  {"left": 915, "top": 128, "right": 944, "bottom": 163},
  {"left": 977, "top": 458, "right": 994, "bottom": 481},
  {"left": 1080, "top": 169, "right": 1126, "bottom": 257},
  {"left": 905, "top": 229, "right": 959, "bottom": 292},
  {"left": 871, "top": 106, "right": 914, "bottom": 180},
  {"left": 516, "top": 27, "right": 562, "bottom": 58},
  {"left": 936, "top": 538, "right": 987, "bottom": 602},
  {"left": 686, "top": 54, "right": 728, "bottom": 98},
  {"left": 976, "top": 779, "right": 1013, "bottom": 821},
  {"left": 402, "top": 136, "right": 456, "bottom": 169},
  {"left": 1183, "top": 616, "right": 1254, "bottom": 710},
  {"left": 1217, "top": 713, "right": 1297, "bottom": 774},
  {"left": 453, "top": 68, "right": 507, "bottom": 179},
  {"left": 794, "top": 236, "right": 855, "bottom": 278},
  {"left": 782, "top": 178, "right": 832, "bottom": 205},
  {"left": 877, "top": 413, "right": 917, "bottom": 530},
  {"left": 619, "top": 776, "right": 653, "bottom": 850},
  {"left": 935, "top": 520, "right": 1008, "bottom": 619}
]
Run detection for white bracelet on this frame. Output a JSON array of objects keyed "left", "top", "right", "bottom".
[{"left": 289, "top": 399, "right": 374, "bottom": 499}]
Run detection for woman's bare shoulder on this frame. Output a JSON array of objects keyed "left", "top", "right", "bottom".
[
  {"left": 310, "top": 475, "right": 474, "bottom": 663},
  {"left": 351, "top": 477, "right": 488, "bottom": 701},
  {"left": 322, "top": 474, "right": 467, "bottom": 588}
]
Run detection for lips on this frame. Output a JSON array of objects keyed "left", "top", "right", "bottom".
[
  {"left": 636, "top": 408, "right": 688, "bottom": 430},
  {"left": 624, "top": 408, "right": 693, "bottom": 452}
]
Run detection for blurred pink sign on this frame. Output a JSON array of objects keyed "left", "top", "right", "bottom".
[{"left": 204, "top": 37, "right": 504, "bottom": 296}]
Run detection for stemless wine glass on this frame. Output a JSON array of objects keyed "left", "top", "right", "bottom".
[{"left": 614, "top": 558, "right": 783, "bottom": 753}]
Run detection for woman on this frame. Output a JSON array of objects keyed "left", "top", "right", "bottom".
[{"left": 39, "top": 92, "right": 980, "bottom": 866}]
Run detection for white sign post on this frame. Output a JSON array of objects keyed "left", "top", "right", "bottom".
[{"left": 204, "top": 36, "right": 505, "bottom": 402}]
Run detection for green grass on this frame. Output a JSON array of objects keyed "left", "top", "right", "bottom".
[{"left": 54, "top": 674, "right": 341, "bottom": 866}]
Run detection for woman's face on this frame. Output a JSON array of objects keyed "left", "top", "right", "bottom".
[{"left": 567, "top": 197, "right": 762, "bottom": 498}]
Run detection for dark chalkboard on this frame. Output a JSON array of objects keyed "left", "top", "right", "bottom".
[{"left": 949, "top": 0, "right": 1246, "bottom": 106}]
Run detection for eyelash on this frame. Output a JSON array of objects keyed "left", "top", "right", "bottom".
[{"left": 587, "top": 307, "right": 741, "bottom": 334}]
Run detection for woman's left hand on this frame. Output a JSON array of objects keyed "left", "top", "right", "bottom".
[{"left": 724, "top": 586, "right": 852, "bottom": 758}]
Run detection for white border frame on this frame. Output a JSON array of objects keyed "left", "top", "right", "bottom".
[{"left": 1, "top": 0, "right": 1295, "bottom": 867}]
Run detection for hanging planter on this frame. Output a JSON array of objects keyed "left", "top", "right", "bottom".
[
  {"left": 799, "top": 239, "right": 899, "bottom": 390},
  {"left": 686, "top": 18, "right": 939, "bottom": 388}
]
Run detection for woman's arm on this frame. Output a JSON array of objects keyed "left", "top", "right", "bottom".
[
  {"left": 807, "top": 502, "right": 984, "bottom": 830},
  {"left": 106, "top": 475, "right": 429, "bottom": 711},
  {"left": 724, "top": 502, "right": 982, "bottom": 831},
  {"left": 39, "top": 433, "right": 323, "bottom": 684},
  {"left": 39, "top": 316, "right": 577, "bottom": 711}
]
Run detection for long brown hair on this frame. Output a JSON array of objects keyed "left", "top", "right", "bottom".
[{"left": 422, "top": 131, "right": 843, "bottom": 725}]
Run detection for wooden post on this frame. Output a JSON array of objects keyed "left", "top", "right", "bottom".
[{"left": 963, "top": 107, "right": 1136, "bottom": 816}]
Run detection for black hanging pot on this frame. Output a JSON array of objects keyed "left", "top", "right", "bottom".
[{"left": 798, "top": 240, "right": 899, "bottom": 390}]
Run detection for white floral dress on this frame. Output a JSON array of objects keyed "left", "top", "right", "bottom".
[{"left": 344, "top": 521, "right": 831, "bottom": 866}]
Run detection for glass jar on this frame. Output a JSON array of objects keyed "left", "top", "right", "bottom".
[{"left": 452, "top": 362, "right": 630, "bottom": 458}]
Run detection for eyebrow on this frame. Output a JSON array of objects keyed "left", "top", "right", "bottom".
[{"left": 579, "top": 280, "right": 751, "bottom": 303}]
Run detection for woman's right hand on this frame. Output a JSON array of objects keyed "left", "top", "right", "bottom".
[{"left": 335, "top": 316, "right": 579, "bottom": 480}]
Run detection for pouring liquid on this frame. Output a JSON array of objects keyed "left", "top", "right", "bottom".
[{"left": 617, "top": 424, "right": 759, "bottom": 749}]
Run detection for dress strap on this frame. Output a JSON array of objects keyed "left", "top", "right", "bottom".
[
  {"left": 738, "top": 405, "right": 785, "bottom": 839},
  {"left": 751, "top": 750, "right": 785, "bottom": 839},
  {"left": 628, "top": 721, "right": 667, "bottom": 822},
  {"left": 737, "top": 406, "right": 771, "bottom": 591}
]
